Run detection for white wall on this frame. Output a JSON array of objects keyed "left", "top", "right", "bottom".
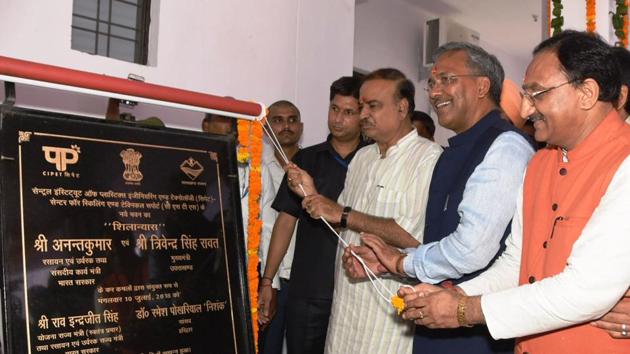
[
  {"left": 354, "top": 0, "right": 534, "bottom": 145},
  {"left": 0, "top": 0, "right": 355, "bottom": 147},
  {"left": 562, "top": 0, "right": 618, "bottom": 45},
  {"left": 354, "top": 0, "right": 433, "bottom": 129}
]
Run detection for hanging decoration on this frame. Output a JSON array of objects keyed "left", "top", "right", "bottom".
[
  {"left": 551, "top": 0, "right": 564, "bottom": 35},
  {"left": 586, "top": 0, "right": 597, "bottom": 32},
  {"left": 611, "top": 0, "right": 629, "bottom": 47},
  {"left": 237, "top": 118, "right": 263, "bottom": 352}
]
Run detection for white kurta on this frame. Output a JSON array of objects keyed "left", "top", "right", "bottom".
[
  {"left": 460, "top": 155, "right": 630, "bottom": 340},
  {"left": 259, "top": 148, "right": 296, "bottom": 289},
  {"left": 325, "top": 131, "right": 442, "bottom": 354}
]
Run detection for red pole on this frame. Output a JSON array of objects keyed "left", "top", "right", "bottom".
[{"left": 0, "top": 55, "right": 262, "bottom": 117}]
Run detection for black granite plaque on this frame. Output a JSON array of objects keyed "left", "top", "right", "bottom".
[{"left": 0, "top": 106, "right": 254, "bottom": 354}]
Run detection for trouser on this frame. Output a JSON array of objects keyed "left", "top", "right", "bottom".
[
  {"left": 286, "top": 296, "right": 332, "bottom": 354},
  {"left": 260, "top": 278, "right": 289, "bottom": 354}
]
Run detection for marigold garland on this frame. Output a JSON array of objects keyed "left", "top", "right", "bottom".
[
  {"left": 586, "top": 0, "right": 596, "bottom": 33},
  {"left": 237, "top": 119, "right": 263, "bottom": 352}
]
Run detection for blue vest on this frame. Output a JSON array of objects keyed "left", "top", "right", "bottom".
[{"left": 414, "top": 110, "right": 532, "bottom": 354}]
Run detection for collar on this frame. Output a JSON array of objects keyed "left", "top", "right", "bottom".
[
  {"left": 447, "top": 110, "right": 503, "bottom": 147},
  {"left": 557, "top": 109, "right": 625, "bottom": 163},
  {"left": 322, "top": 134, "right": 369, "bottom": 159},
  {"left": 371, "top": 129, "right": 418, "bottom": 158}
]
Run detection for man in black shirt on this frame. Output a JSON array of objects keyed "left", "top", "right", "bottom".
[{"left": 258, "top": 76, "right": 367, "bottom": 354}]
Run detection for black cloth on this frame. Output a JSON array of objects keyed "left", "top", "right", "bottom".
[
  {"left": 285, "top": 297, "right": 332, "bottom": 354},
  {"left": 271, "top": 136, "right": 368, "bottom": 300}
]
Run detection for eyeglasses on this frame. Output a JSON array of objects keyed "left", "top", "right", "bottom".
[
  {"left": 520, "top": 79, "right": 578, "bottom": 105},
  {"left": 425, "top": 73, "right": 483, "bottom": 91}
]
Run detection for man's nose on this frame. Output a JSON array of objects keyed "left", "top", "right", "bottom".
[
  {"left": 360, "top": 105, "right": 370, "bottom": 120},
  {"left": 427, "top": 84, "right": 443, "bottom": 99},
  {"left": 520, "top": 97, "right": 536, "bottom": 121}
]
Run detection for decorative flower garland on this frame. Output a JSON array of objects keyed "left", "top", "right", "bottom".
[
  {"left": 612, "top": 0, "right": 629, "bottom": 47},
  {"left": 550, "top": 0, "right": 564, "bottom": 36},
  {"left": 237, "top": 119, "right": 263, "bottom": 352},
  {"left": 586, "top": 0, "right": 596, "bottom": 32}
]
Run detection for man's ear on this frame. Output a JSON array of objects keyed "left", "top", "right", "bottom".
[
  {"left": 578, "top": 78, "right": 599, "bottom": 110},
  {"left": 398, "top": 99, "right": 409, "bottom": 119},
  {"left": 617, "top": 85, "right": 629, "bottom": 112},
  {"left": 477, "top": 77, "right": 491, "bottom": 99}
]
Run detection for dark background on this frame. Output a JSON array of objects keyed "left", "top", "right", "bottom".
[{"left": 0, "top": 105, "right": 254, "bottom": 354}]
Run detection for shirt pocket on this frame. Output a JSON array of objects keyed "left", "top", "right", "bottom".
[{"left": 374, "top": 187, "right": 403, "bottom": 218}]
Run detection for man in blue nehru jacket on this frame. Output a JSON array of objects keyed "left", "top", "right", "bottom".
[{"left": 344, "top": 42, "right": 535, "bottom": 354}]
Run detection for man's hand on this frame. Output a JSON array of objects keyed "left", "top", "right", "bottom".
[
  {"left": 258, "top": 284, "right": 277, "bottom": 327},
  {"left": 302, "top": 194, "right": 343, "bottom": 222},
  {"left": 342, "top": 243, "right": 388, "bottom": 279},
  {"left": 286, "top": 163, "right": 316, "bottom": 197},
  {"left": 360, "top": 233, "right": 405, "bottom": 275},
  {"left": 591, "top": 288, "right": 630, "bottom": 339},
  {"left": 400, "top": 284, "right": 460, "bottom": 328}
]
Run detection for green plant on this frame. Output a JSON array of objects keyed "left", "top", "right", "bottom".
[
  {"left": 611, "top": 0, "right": 628, "bottom": 45},
  {"left": 551, "top": 0, "right": 564, "bottom": 36}
]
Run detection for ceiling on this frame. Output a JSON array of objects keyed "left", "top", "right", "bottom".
[{"left": 404, "top": 0, "right": 545, "bottom": 62}]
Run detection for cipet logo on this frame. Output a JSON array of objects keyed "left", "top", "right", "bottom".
[{"left": 41, "top": 145, "right": 81, "bottom": 178}]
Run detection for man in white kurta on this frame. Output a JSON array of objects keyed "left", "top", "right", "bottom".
[
  {"left": 325, "top": 131, "right": 440, "bottom": 353},
  {"left": 288, "top": 69, "right": 441, "bottom": 353}
]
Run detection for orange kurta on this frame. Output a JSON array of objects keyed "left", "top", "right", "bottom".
[{"left": 517, "top": 111, "right": 630, "bottom": 354}]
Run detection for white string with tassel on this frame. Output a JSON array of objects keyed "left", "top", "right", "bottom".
[{"left": 256, "top": 118, "right": 397, "bottom": 304}]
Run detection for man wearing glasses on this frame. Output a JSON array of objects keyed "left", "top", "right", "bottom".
[
  {"left": 343, "top": 42, "right": 534, "bottom": 354},
  {"left": 400, "top": 31, "right": 630, "bottom": 353}
]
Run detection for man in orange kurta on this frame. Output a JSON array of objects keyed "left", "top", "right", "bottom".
[{"left": 399, "top": 30, "right": 630, "bottom": 354}]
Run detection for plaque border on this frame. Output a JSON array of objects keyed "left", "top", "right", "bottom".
[{"left": 0, "top": 105, "right": 253, "bottom": 354}]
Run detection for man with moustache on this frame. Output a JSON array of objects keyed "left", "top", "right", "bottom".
[
  {"left": 343, "top": 42, "right": 534, "bottom": 354},
  {"left": 259, "top": 77, "right": 368, "bottom": 354},
  {"left": 401, "top": 31, "right": 630, "bottom": 354},
  {"left": 286, "top": 69, "right": 442, "bottom": 353},
  {"left": 258, "top": 100, "right": 303, "bottom": 354}
]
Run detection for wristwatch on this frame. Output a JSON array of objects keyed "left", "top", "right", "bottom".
[{"left": 340, "top": 206, "right": 352, "bottom": 228}]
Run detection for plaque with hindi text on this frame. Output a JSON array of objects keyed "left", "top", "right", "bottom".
[{"left": 0, "top": 105, "right": 254, "bottom": 354}]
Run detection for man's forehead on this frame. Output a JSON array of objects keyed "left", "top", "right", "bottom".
[
  {"left": 332, "top": 94, "right": 359, "bottom": 106},
  {"left": 208, "top": 115, "right": 231, "bottom": 123},
  {"left": 522, "top": 51, "right": 562, "bottom": 89},
  {"left": 269, "top": 106, "right": 298, "bottom": 116},
  {"left": 360, "top": 79, "right": 394, "bottom": 100},
  {"left": 431, "top": 51, "right": 469, "bottom": 75}
]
